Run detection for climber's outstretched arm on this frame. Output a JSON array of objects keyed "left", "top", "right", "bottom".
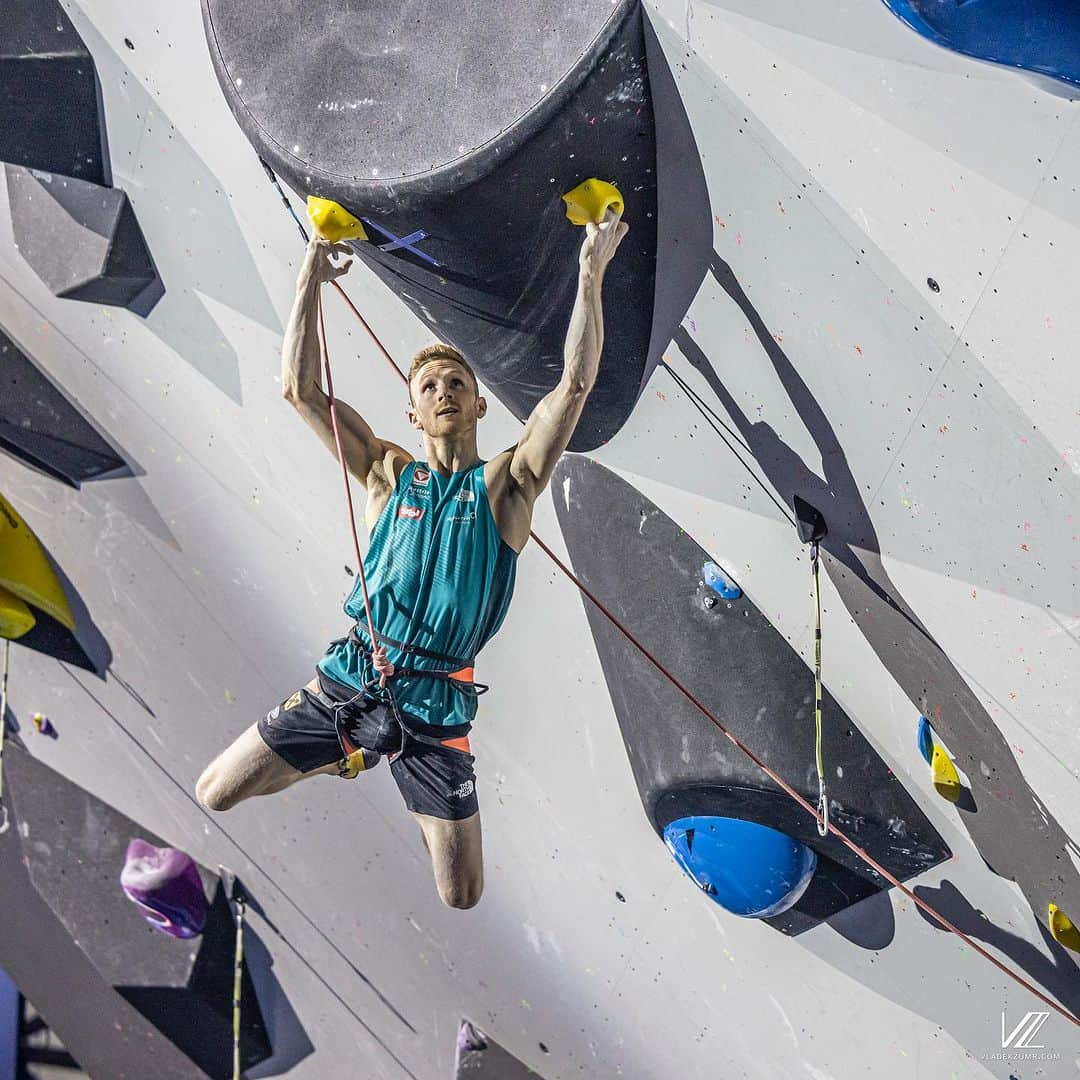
[
  {"left": 282, "top": 236, "right": 411, "bottom": 487},
  {"left": 508, "top": 209, "right": 629, "bottom": 505}
]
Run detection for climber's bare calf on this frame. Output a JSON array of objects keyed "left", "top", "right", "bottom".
[{"left": 194, "top": 679, "right": 483, "bottom": 909}]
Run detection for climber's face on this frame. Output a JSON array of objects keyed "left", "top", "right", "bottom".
[{"left": 408, "top": 359, "right": 486, "bottom": 435}]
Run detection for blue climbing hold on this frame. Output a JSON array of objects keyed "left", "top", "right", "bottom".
[
  {"left": 917, "top": 715, "right": 934, "bottom": 766},
  {"left": 702, "top": 561, "right": 742, "bottom": 601},
  {"left": 662, "top": 816, "right": 817, "bottom": 918},
  {"left": 881, "top": 0, "right": 1080, "bottom": 90}
]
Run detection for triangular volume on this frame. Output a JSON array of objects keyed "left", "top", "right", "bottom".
[
  {"left": 3, "top": 742, "right": 279, "bottom": 1078},
  {"left": 6, "top": 167, "right": 157, "bottom": 308},
  {"left": 0, "top": 0, "right": 106, "bottom": 183},
  {"left": 0, "top": 424, "right": 123, "bottom": 487},
  {"left": 0, "top": 328, "right": 125, "bottom": 486},
  {"left": 101, "top": 193, "right": 157, "bottom": 296}
]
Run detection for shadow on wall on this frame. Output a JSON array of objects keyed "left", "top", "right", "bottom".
[
  {"left": 1, "top": 740, "right": 313, "bottom": 1079},
  {"left": 552, "top": 453, "right": 952, "bottom": 937},
  {"left": 0, "top": 322, "right": 130, "bottom": 487},
  {"left": 669, "top": 250, "right": 1080, "bottom": 977},
  {"left": 67, "top": 14, "right": 284, "bottom": 404},
  {"left": 913, "top": 879, "right": 1080, "bottom": 1014}
]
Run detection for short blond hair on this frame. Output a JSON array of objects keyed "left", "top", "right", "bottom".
[{"left": 408, "top": 343, "right": 479, "bottom": 403}]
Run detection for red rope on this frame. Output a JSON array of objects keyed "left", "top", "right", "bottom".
[
  {"left": 315, "top": 292, "right": 387, "bottom": 686},
  {"left": 320, "top": 278, "right": 1080, "bottom": 1028}
]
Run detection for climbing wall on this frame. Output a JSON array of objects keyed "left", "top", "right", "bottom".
[{"left": 0, "top": 0, "right": 1078, "bottom": 1077}]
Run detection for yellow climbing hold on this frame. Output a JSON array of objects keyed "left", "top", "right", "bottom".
[
  {"left": 1048, "top": 903, "right": 1080, "bottom": 953},
  {"left": 306, "top": 196, "right": 368, "bottom": 242},
  {"left": 562, "top": 179, "right": 624, "bottom": 225},
  {"left": 0, "top": 584, "right": 35, "bottom": 640},
  {"left": 339, "top": 747, "right": 376, "bottom": 779},
  {"left": 0, "top": 494, "right": 75, "bottom": 631},
  {"left": 931, "top": 744, "right": 961, "bottom": 803}
]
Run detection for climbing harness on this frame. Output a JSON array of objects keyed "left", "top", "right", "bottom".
[
  {"left": 258, "top": 164, "right": 1080, "bottom": 1029},
  {"left": 0, "top": 640, "right": 9, "bottom": 834},
  {"left": 347, "top": 626, "right": 488, "bottom": 700}
]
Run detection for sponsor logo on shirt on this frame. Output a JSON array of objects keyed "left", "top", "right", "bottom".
[
  {"left": 455, "top": 489, "right": 476, "bottom": 503},
  {"left": 413, "top": 468, "right": 431, "bottom": 485},
  {"left": 449, "top": 511, "right": 476, "bottom": 524},
  {"left": 398, "top": 504, "right": 425, "bottom": 521}
]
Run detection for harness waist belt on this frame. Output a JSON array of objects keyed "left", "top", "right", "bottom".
[{"left": 348, "top": 626, "right": 489, "bottom": 698}]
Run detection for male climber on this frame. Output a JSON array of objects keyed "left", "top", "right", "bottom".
[{"left": 196, "top": 206, "right": 628, "bottom": 909}]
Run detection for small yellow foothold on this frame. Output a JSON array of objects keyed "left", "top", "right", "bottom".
[
  {"left": 306, "top": 196, "right": 368, "bottom": 242},
  {"left": 0, "top": 584, "right": 36, "bottom": 640},
  {"left": 561, "top": 178, "right": 624, "bottom": 225},
  {"left": 1048, "top": 903, "right": 1080, "bottom": 953},
  {"left": 931, "top": 744, "right": 962, "bottom": 802}
]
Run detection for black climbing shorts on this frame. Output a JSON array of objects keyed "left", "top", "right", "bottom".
[{"left": 257, "top": 667, "right": 479, "bottom": 821}]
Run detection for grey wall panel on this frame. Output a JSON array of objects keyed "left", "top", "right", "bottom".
[{"left": 0, "top": 0, "right": 1077, "bottom": 1077}]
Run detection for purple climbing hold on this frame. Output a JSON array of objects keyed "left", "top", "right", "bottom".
[
  {"left": 457, "top": 1020, "right": 488, "bottom": 1053},
  {"left": 120, "top": 838, "right": 208, "bottom": 939}
]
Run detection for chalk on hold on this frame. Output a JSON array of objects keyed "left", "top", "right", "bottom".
[
  {"left": 120, "top": 838, "right": 209, "bottom": 939},
  {"left": 663, "top": 815, "right": 816, "bottom": 918},
  {"left": 306, "top": 196, "right": 368, "bottom": 242},
  {"left": 561, "top": 178, "right": 623, "bottom": 225},
  {"left": 1049, "top": 903, "right": 1080, "bottom": 953},
  {"left": 702, "top": 561, "right": 742, "bottom": 601},
  {"left": 931, "top": 744, "right": 962, "bottom": 803},
  {"left": 0, "top": 584, "right": 35, "bottom": 640}
]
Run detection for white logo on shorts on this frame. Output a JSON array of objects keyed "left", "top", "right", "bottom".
[{"left": 451, "top": 779, "right": 475, "bottom": 799}]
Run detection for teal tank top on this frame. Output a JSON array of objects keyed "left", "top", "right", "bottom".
[{"left": 319, "top": 460, "right": 518, "bottom": 727}]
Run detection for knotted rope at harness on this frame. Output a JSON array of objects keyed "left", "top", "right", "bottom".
[{"left": 347, "top": 626, "right": 489, "bottom": 701}]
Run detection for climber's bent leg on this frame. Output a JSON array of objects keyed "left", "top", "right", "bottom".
[
  {"left": 413, "top": 810, "right": 484, "bottom": 910},
  {"left": 197, "top": 673, "right": 382, "bottom": 811},
  {"left": 196, "top": 716, "right": 307, "bottom": 812},
  {"left": 386, "top": 725, "right": 483, "bottom": 908}
]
